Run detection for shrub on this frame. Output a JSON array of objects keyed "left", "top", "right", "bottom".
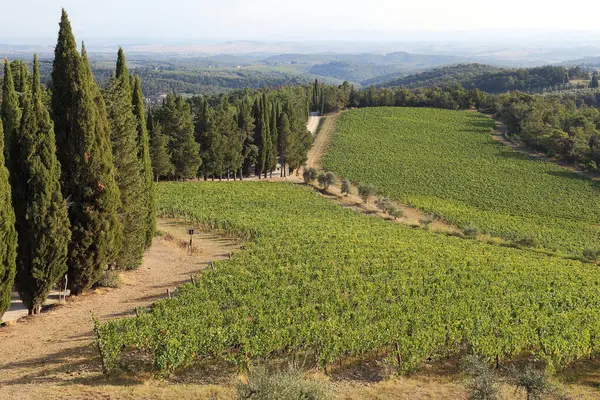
[
  {"left": 387, "top": 204, "right": 404, "bottom": 220},
  {"left": 583, "top": 247, "right": 600, "bottom": 261},
  {"left": 463, "top": 224, "right": 479, "bottom": 238},
  {"left": 94, "top": 270, "right": 121, "bottom": 289},
  {"left": 303, "top": 168, "right": 318, "bottom": 184},
  {"left": 375, "top": 196, "right": 393, "bottom": 212},
  {"left": 317, "top": 171, "right": 336, "bottom": 189},
  {"left": 341, "top": 179, "right": 351, "bottom": 196},
  {"left": 237, "top": 366, "right": 329, "bottom": 400},
  {"left": 357, "top": 183, "right": 375, "bottom": 203},
  {"left": 515, "top": 234, "right": 539, "bottom": 248},
  {"left": 461, "top": 354, "right": 500, "bottom": 400},
  {"left": 420, "top": 215, "right": 435, "bottom": 228},
  {"left": 508, "top": 364, "right": 549, "bottom": 400}
]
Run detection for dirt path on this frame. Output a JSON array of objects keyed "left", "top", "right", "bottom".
[
  {"left": 305, "top": 112, "right": 340, "bottom": 170},
  {"left": 0, "top": 219, "right": 239, "bottom": 400},
  {"left": 306, "top": 113, "right": 321, "bottom": 135}
]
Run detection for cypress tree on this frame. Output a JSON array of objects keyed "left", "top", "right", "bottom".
[
  {"left": 312, "top": 79, "right": 319, "bottom": 111},
  {"left": 132, "top": 76, "right": 155, "bottom": 249},
  {"left": 238, "top": 96, "right": 256, "bottom": 178},
  {"left": 149, "top": 119, "right": 174, "bottom": 181},
  {"left": 268, "top": 106, "right": 278, "bottom": 177},
  {"left": 51, "top": 10, "right": 122, "bottom": 294},
  {"left": 252, "top": 96, "right": 265, "bottom": 177},
  {"left": 278, "top": 112, "right": 292, "bottom": 177},
  {"left": 261, "top": 94, "right": 272, "bottom": 179},
  {"left": 1, "top": 60, "right": 21, "bottom": 177},
  {"left": 105, "top": 49, "right": 146, "bottom": 270},
  {"left": 0, "top": 121, "right": 17, "bottom": 320},
  {"left": 12, "top": 56, "right": 71, "bottom": 314},
  {"left": 156, "top": 93, "right": 201, "bottom": 179}
]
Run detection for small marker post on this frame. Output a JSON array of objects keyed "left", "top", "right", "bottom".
[{"left": 188, "top": 227, "right": 195, "bottom": 255}]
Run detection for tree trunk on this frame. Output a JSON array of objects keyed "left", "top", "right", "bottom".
[{"left": 395, "top": 342, "right": 402, "bottom": 370}]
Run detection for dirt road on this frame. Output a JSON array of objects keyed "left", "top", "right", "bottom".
[
  {"left": 305, "top": 112, "right": 340, "bottom": 170},
  {"left": 0, "top": 219, "right": 239, "bottom": 400},
  {"left": 306, "top": 113, "right": 321, "bottom": 135}
]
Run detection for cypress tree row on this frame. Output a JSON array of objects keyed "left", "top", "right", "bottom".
[
  {"left": 12, "top": 56, "right": 71, "bottom": 314},
  {"left": 1, "top": 60, "right": 21, "bottom": 178},
  {"left": 148, "top": 115, "right": 175, "bottom": 181},
  {"left": 0, "top": 122, "right": 17, "bottom": 320},
  {"left": 155, "top": 93, "right": 201, "bottom": 179},
  {"left": 268, "top": 106, "right": 278, "bottom": 177},
  {"left": 51, "top": 10, "right": 122, "bottom": 294},
  {"left": 105, "top": 49, "right": 146, "bottom": 270},
  {"left": 132, "top": 76, "right": 155, "bottom": 249}
]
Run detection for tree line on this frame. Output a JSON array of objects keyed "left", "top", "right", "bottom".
[
  {"left": 377, "top": 63, "right": 591, "bottom": 94},
  {"left": 0, "top": 10, "right": 154, "bottom": 319},
  {"left": 147, "top": 86, "right": 312, "bottom": 181}
]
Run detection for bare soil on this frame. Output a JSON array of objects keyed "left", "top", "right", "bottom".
[{"left": 0, "top": 219, "right": 239, "bottom": 400}]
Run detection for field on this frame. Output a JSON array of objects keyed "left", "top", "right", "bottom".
[
  {"left": 96, "top": 181, "right": 600, "bottom": 378},
  {"left": 322, "top": 107, "right": 600, "bottom": 256}
]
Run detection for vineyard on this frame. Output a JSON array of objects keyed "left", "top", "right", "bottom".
[
  {"left": 96, "top": 181, "right": 600, "bottom": 376},
  {"left": 322, "top": 107, "right": 600, "bottom": 256}
]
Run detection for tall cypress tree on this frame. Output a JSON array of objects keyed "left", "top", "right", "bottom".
[
  {"left": 51, "top": 10, "right": 122, "bottom": 294},
  {"left": 105, "top": 49, "right": 145, "bottom": 270},
  {"left": 268, "top": 106, "right": 278, "bottom": 177},
  {"left": 13, "top": 56, "right": 71, "bottom": 314},
  {"left": 0, "top": 121, "right": 17, "bottom": 321},
  {"left": 149, "top": 118, "right": 174, "bottom": 181},
  {"left": 132, "top": 76, "right": 155, "bottom": 249},
  {"left": 238, "top": 96, "right": 256, "bottom": 179},
  {"left": 252, "top": 96, "right": 265, "bottom": 178},
  {"left": 1, "top": 60, "right": 21, "bottom": 178},
  {"left": 156, "top": 93, "right": 201, "bottom": 179}
]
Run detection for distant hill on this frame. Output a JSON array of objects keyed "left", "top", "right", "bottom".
[
  {"left": 559, "top": 57, "right": 600, "bottom": 68},
  {"left": 376, "top": 63, "right": 589, "bottom": 93},
  {"left": 262, "top": 52, "right": 469, "bottom": 84}
]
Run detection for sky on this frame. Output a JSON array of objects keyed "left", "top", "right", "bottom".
[{"left": 1, "top": 0, "right": 600, "bottom": 43}]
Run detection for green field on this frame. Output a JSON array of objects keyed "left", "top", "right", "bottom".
[
  {"left": 97, "top": 182, "right": 600, "bottom": 375},
  {"left": 322, "top": 107, "right": 600, "bottom": 256}
]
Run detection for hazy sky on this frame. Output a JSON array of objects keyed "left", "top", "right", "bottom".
[{"left": 2, "top": 0, "right": 600, "bottom": 43}]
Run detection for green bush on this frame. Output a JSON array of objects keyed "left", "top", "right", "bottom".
[
  {"left": 303, "top": 168, "right": 318, "bottom": 184},
  {"left": 463, "top": 224, "right": 479, "bottom": 238},
  {"left": 237, "top": 366, "right": 329, "bottom": 400},
  {"left": 583, "top": 247, "right": 600, "bottom": 261},
  {"left": 386, "top": 204, "right": 404, "bottom": 220},
  {"left": 461, "top": 354, "right": 500, "bottom": 400},
  {"left": 508, "top": 364, "right": 549, "bottom": 400},
  {"left": 375, "top": 196, "right": 393, "bottom": 212},
  {"left": 94, "top": 270, "right": 121, "bottom": 289},
  {"left": 357, "top": 183, "right": 375, "bottom": 203},
  {"left": 317, "top": 171, "right": 336, "bottom": 189},
  {"left": 515, "top": 235, "right": 539, "bottom": 248},
  {"left": 340, "top": 179, "right": 351, "bottom": 196},
  {"left": 420, "top": 215, "right": 435, "bottom": 228}
]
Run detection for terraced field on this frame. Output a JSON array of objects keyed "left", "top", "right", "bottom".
[
  {"left": 97, "top": 182, "right": 600, "bottom": 376},
  {"left": 322, "top": 107, "right": 600, "bottom": 256}
]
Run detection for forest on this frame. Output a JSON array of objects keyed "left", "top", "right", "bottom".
[{"left": 377, "top": 63, "right": 591, "bottom": 93}]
